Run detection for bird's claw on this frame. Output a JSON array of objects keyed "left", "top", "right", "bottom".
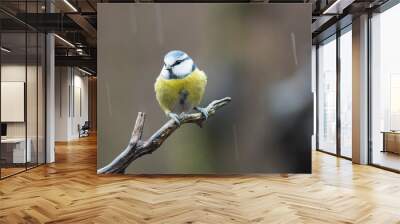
[
  {"left": 167, "top": 112, "right": 181, "bottom": 125},
  {"left": 195, "top": 107, "right": 208, "bottom": 120}
]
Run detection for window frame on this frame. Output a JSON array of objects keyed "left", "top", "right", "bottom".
[{"left": 316, "top": 24, "right": 353, "bottom": 161}]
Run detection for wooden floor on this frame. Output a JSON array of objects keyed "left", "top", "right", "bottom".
[
  {"left": 373, "top": 150, "right": 400, "bottom": 171},
  {"left": 1, "top": 167, "right": 26, "bottom": 178},
  {"left": 1, "top": 135, "right": 400, "bottom": 223}
]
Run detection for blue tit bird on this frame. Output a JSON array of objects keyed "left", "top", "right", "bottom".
[{"left": 154, "top": 50, "right": 208, "bottom": 125}]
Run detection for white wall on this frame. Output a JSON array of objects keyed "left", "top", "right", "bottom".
[
  {"left": 72, "top": 73, "right": 89, "bottom": 138},
  {"left": 1, "top": 65, "right": 38, "bottom": 138},
  {"left": 55, "top": 67, "right": 89, "bottom": 141},
  {"left": 1, "top": 63, "right": 46, "bottom": 163},
  {"left": 1, "top": 65, "right": 28, "bottom": 141},
  {"left": 55, "top": 67, "right": 70, "bottom": 141}
]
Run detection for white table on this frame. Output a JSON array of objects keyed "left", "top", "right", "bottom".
[{"left": 1, "top": 138, "right": 31, "bottom": 163}]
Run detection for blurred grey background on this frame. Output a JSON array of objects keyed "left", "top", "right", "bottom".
[{"left": 98, "top": 3, "right": 312, "bottom": 174}]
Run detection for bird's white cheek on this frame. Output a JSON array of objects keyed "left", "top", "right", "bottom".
[
  {"left": 160, "top": 68, "right": 169, "bottom": 79},
  {"left": 173, "top": 61, "right": 193, "bottom": 77}
]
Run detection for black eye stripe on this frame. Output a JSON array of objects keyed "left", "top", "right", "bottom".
[{"left": 172, "top": 57, "right": 189, "bottom": 67}]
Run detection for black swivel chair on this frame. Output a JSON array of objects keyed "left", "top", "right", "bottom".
[{"left": 79, "top": 121, "right": 90, "bottom": 138}]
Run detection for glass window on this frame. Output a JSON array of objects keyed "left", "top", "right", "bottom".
[
  {"left": 0, "top": 1, "right": 46, "bottom": 179},
  {"left": 27, "top": 31, "right": 38, "bottom": 169},
  {"left": 340, "top": 28, "right": 352, "bottom": 158},
  {"left": 1, "top": 31, "right": 28, "bottom": 178},
  {"left": 38, "top": 32, "right": 46, "bottom": 165},
  {"left": 318, "top": 36, "right": 337, "bottom": 154},
  {"left": 312, "top": 46, "right": 317, "bottom": 150},
  {"left": 371, "top": 3, "right": 400, "bottom": 171}
]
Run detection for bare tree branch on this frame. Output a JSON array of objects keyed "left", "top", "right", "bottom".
[{"left": 98, "top": 97, "right": 232, "bottom": 174}]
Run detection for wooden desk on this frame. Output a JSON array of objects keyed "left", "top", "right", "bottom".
[
  {"left": 1, "top": 138, "right": 31, "bottom": 164},
  {"left": 382, "top": 131, "right": 400, "bottom": 154}
]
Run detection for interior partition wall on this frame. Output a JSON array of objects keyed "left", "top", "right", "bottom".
[
  {"left": 316, "top": 26, "right": 353, "bottom": 159},
  {"left": 0, "top": 2, "right": 46, "bottom": 179}
]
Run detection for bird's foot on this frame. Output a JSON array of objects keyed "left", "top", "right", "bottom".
[
  {"left": 194, "top": 107, "right": 208, "bottom": 120},
  {"left": 167, "top": 112, "right": 181, "bottom": 125}
]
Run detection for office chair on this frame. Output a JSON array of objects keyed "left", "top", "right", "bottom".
[{"left": 79, "top": 121, "right": 90, "bottom": 138}]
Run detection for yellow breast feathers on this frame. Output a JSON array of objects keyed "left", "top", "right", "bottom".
[{"left": 154, "top": 69, "right": 207, "bottom": 114}]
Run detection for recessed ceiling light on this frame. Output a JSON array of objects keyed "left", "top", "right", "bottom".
[
  {"left": 54, "top": 34, "right": 75, "bottom": 48},
  {"left": 322, "top": 0, "right": 354, "bottom": 15},
  {"left": 63, "top": 0, "right": 78, "bottom": 12},
  {"left": 1, "top": 47, "right": 11, "bottom": 53},
  {"left": 78, "top": 67, "right": 93, "bottom": 76}
]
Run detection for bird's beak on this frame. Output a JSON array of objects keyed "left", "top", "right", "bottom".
[{"left": 165, "top": 64, "right": 172, "bottom": 70}]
